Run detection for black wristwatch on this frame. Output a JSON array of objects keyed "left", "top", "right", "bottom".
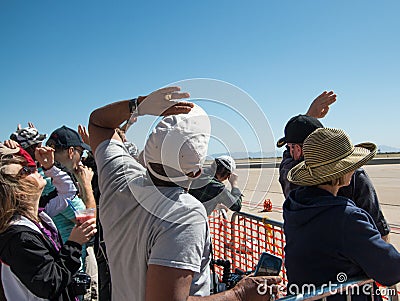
[{"left": 129, "top": 98, "right": 139, "bottom": 116}]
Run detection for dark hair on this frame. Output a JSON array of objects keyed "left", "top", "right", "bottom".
[{"left": 215, "top": 160, "right": 231, "bottom": 179}]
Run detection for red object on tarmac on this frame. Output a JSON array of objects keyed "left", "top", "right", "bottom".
[{"left": 263, "top": 199, "right": 273, "bottom": 212}]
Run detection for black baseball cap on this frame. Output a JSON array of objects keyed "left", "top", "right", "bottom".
[
  {"left": 276, "top": 115, "right": 323, "bottom": 148},
  {"left": 46, "top": 126, "right": 91, "bottom": 150}
]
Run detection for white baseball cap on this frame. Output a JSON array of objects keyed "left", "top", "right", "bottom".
[
  {"left": 215, "top": 155, "right": 236, "bottom": 172},
  {"left": 144, "top": 104, "right": 211, "bottom": 183}
]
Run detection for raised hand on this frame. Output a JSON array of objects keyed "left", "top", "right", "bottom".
[
  {"left": 306, "top": 90, "right": 337, "bottom": 118},
  {"left": 35, "top": 146, "right": 55, "bottom": 169},
  {"left": 228, "top": 173, "right": 239, "bottom": 187},
  {"left": 16, "top": 122, "right": 37, "bottom": 130},
  {"left": 73, "top": 165, "right": 94, "bottom": 188},
  {"left": 138, "top": 86, "right": 194, "bottom": 117},
  {"left": 78, "top": 124, "right": 90, "bottom": 145},
  {"left": 3, "top": 139, "right": 20, "bottom": 149}
]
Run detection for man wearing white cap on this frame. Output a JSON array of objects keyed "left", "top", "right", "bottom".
[
  {"left": 89, "top": 87, "right": 280, "bottom": 301},
  {"left": 189, "top": 155, "right": 242, "bottom": 216}
]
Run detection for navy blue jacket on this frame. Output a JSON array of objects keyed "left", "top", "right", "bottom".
[{"left": 283, "top": 186, "right": 400, "bottom": 301}]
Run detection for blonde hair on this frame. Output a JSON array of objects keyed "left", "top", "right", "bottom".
[{"left": 0, "top": 156, "right": 41, "bottom": 233}]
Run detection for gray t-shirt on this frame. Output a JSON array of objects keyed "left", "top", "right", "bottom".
[{"left": 95, "top": 139, "right": 211, "bottom": 301}]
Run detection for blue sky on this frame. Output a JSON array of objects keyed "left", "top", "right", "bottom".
[{"left": 1, "top": 0, "right": 399, "bottom": 156}]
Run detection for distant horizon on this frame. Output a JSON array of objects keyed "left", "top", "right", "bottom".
[{"left": 210, "top": 145, "right": 400, "bottom": 160}]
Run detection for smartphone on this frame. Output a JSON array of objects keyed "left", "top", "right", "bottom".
[{"left": 254, "top": 252, "right": 282, "bottom": 276}]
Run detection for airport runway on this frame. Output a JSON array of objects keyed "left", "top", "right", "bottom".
[{"left": 234, "top": 164, "right": 400, "bottom": 250}]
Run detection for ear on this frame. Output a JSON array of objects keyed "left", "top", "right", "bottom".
[
  {"left": 187, "top": 168, "right": 202, "bottom": 178},
  {"left": 68, "top": 147, "right": 75, "bottom": 159},
  {"left": 221, "top": 174, "right": 230, "bottom": 182},
  {"left": 294, "top": 144, "right": 303, "bottom": 155},
  {"left": 292, "top": 144, "right": 304, "bottom": 161}
]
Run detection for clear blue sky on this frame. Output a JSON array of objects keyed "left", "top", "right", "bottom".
[{"left": 1, "top": 0, "right": 399, "bottom": 156}]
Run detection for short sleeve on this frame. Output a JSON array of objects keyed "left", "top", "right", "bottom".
[
  {"left": 94, "top": 139, "right": 146, "bottom": 194},
  {"left": 148, "top": 208, "right": 208, "bottom": 273}
]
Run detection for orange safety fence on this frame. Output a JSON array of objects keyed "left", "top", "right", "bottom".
[
  {"left": 208, "top": 210, "right": 287, "bottom": 285},
  {"left": 208, "top": 210, "right": 399, "bottom": 300}
]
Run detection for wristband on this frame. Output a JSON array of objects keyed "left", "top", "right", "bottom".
[
  {"left": 126, "top": 98, "right": 139, "bottom": 131},
  {"left": 41, "top": 164, "right": 54, "bottom": 171},
  {"left": 128, "top": 98, "right": 139, "bottom": 116}
]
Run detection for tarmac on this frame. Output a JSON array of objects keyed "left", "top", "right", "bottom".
[{"left": 234, "top": 163, "right": 400, "bottom": 250}]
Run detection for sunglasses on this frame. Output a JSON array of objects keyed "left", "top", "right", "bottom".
[
  {"left": 73, "top": 147, "right": 84, "bottom": 159},
  {"left": 17, "top": 166, "right": 38, "bottom": 178}
]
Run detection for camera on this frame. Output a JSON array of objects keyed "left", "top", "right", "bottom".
[
  {"left": 211, "top": 252, "right": 283, "bottom": 294},
  {"left": 211, "top": 259, "right": 248, "bottom": 293},
  {"left": 71, "top": 272, "right": 91, "bottom": 296}
]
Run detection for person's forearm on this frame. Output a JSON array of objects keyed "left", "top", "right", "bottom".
[
  {"left": 80, "top": 184, "right": 97, "bottom": 214},
  {"left": 45, "top": 166, "right": 77, "bottom": 195},
  {"left": 90, "top": 96, "right": 145, "bottom": 129},
  {"left": 89, "top": 100, "right": 131, "bottom": 129}
]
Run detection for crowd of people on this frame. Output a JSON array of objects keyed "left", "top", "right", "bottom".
[{"left": 0, "top": 86, "right": 399, "bottom": 301}]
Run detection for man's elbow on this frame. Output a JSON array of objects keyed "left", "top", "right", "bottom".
[{"left": 89, "top": 110, "right": 99, "bottom": 127}]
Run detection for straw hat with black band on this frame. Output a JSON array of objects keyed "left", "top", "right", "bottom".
[{"left": 287, "top": 128, "right": 377, "bottom": 186}]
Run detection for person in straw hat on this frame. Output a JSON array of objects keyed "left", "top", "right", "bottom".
[
  {"left": 283, "top": 128, "right": 400, "bottom": 301},
  {"left": 277, "top": 91, "right": 390, "bottom": 241}
]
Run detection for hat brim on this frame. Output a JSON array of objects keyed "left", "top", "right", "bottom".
[
  {"left": 81, "top": 142, "right": 91, "bottom": 151},
  {"left": 287, "top": 142, "right": 377, "bottom": 186},
  {"left": 276, "top": 137, "right": 286, "bottom": 148}
]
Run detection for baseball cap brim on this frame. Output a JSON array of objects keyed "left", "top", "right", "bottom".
[
  {"left": 81, "top": 142, "right": 91, "bottom": 151},
  {"left": 276, "top": 137, "right": 286, "bottom": 148}
]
